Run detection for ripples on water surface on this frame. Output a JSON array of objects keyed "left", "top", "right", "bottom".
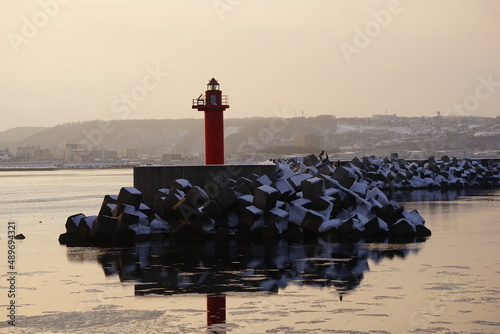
[{"left": 0, "top": 170, "right": 498, "bottom": 333}]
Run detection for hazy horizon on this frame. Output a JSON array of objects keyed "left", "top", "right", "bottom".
[{"left": 1, "top": 0, "right": 499, "bottom": 132}]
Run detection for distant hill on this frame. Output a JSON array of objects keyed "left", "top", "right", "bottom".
[
  {"left": 0, "top": 127, "right": 47, "bottom": 142},
  {"left": 0, "top": 117, "right": 332, "bottom": 155},
  {"left": 0, "top": 116, "right": 497, "bottom": 157}
]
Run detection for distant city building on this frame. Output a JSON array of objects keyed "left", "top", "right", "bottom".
[
  {"left": 0, "top": 148, "right": 10, "bottom": 161},
  {"left": 162, "top": 153, "right": 182, "bottom": 161},
  {"left": 124, "top": 148, "right": 139, "bottom": 159},
  {"left": 33, "top": 147, "right": 52, "bottom": 161},
  {"left": 63, "top": 144, "right": 117, "bottom": 162},
  {"left": 372, "top": 114, "right": 398, "bottom": 119},
  {"left": 100, "top": 149, "right": 118, "bottom": 161},
  {"left": 65, "top": 144, "right": 85, "bottom": 162},
  {"left": 17, "top": 145, "right": 36, "bottom": 161},
  {"left": 293, "top": 134, "right": 322, "bottom": 149}
]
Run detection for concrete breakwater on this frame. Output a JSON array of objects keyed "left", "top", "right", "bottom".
[
  {"left": 350, "top": 155, "right": 500, "bottom": 190},
  {"left": 59, "top": 155, "right": 439, "bottom": 247}
]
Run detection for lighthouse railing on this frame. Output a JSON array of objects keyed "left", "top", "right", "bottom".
[{"left": 192, "top": 95, "right": 228, "bottom": 107}]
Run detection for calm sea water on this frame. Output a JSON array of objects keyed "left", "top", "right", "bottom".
[{"left": 0, "top": 169, "right": 499, "bottom": 334}]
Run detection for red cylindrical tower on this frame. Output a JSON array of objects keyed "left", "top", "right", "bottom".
[{"left": 192, "top": 78, "right": 229, "bottom": 165}]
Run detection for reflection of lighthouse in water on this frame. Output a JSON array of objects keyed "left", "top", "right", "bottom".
[
  {"left": 67, "top": 238, "right": 423, "bottom": 331},
  {"left": 207, "top": 294, "right": 226, "bottom": 333}
]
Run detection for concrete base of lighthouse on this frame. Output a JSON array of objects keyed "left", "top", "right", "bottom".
[{"left": 134, "top": 164, "right": 276, "bottom": 203}]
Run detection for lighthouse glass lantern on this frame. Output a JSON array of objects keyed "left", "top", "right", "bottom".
[{"left": 207, "top": 78, "right": 220, "bottom": 91}]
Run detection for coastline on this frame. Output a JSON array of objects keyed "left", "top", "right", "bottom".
[{"left": 0, "top": 164, "right": 137, "bottom": 172}]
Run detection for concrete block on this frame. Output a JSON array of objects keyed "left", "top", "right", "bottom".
[
  {"left": 192, "top": 212, "right": 215, "bottom": 235},
  {"left": 265, "top": 207, "right": 289, "bottom": 234},
  {"left": 415, "top": 224, "right": 432, "bottom": 237},
  {"left": 112, "top": 203, "right": 136, "bottom": 218},
  {"left": 367, "top": 197, "right": 383, "bottom": 211},
  {"left": 149, "top": 215, "right": 171, "bottom": 234},
  {"left": 151, "top": 188, "right": 169, "bottom": 214},
  {"left": 98, "top": 203, "right": 117, "bottom": 217},
  {"left": 341, "top": 191, "right": 357, "bottom": 209},
  {"left": 289, "top": 204, "right": 308, "bottom": 226},
  {"left": 152, "top": 190, "right": 183, "bottom": 219},
  {"left": 172, "top": 197, "right": 200, "bottom": 224},
  {"left": 90, "top": 215, "right": 117, "bottom": 243},
  {"left": 65, "top": 213, "right": 86, "bottom": 232},
  {"left": 338, "top": 216, "right": 363, "bottom": 239},
  {"left": 405, "top": 170, "right": 414, "bottom": 180},
  {"left": 170, "top": 178, "right": 193, "bottom": 194},
  {"left": 364, "top": 217, "right": 389, "bottom": 236},
  {"left": 138, "top": 203, "right": 152, "bottom": 217},
  {"left": 235, "top": 176, "right": 252, "bottom": 187},
  {"left": 256, "top": 174, "right": 273, "bottom": 186},
  {"left": 202, "top": 199, "right": 224, "bottom": 219},
  {"left": 351, "top": 157, "right": 364, "bottom": 169},
  {"left": 332, "top": 166, "right": 357, "bottom": 189},
  {"left": 350, "top": 182, "right": 368, "bottom": 197},
  {"left": 318, "top": 218, "right": 341, "bottom": 234},
  {"left": 117, "top": 187, "right": 143, "bottom": 209},
  {"left": 386, "top": 206, "right": 405, "bottom": 226},
  {"left": 274, "top": 178, "right": 294, "bottom": 200},
  {"left": 128, "top": 224, "right": 151, "bottom": 241},
  {"left": 303, "top": 154, "right": 320, "bottom": 167},
  {"left": 290, "top": 197, "right": 312, "bottom": 209},
  {"left": 98, "top": 195, "right": 118, "bottom": 216},
  {"left": 116, "top": 211, "right": 140, "bottom": 232},
  {"left": 249, "top": 174, "right": 273, "bottom": 192},
  {"left": 287, "top": 174, "right": 312, "bottom": 191},
  {"left": 394, "top": 172, "right": 407, "bottom": 183},
  {"left": 239, "top": 205, "right": 264, "bottom": 228},
  {"left": 305, "top": 166, "right": 318, "bottom": 176},
  {"left": 302, "top": 210, "right": 325, "bottom": 234},
  {"left": 185, "top": 186, "right": 210, "bottom": 207},
  {"left": 338, "top": 218, "right": 354, "bottom": 235},
  {"left": 214, "top": 187, "right": 239, "bottom": 211},
  {"left": 60, "top": 214, "right": 93, "bottom": 245},
  {"left": 375, "top": 203, "right": 398, "bottom": 223},
  {"left": 403, "top": 209, "right": 426, "bottom": 226},
  {"left": 311, "top": 196, "right": 334, "bottom": 219},
  {"left": 232, "top": 183, "right": 251, "bottom": 198},
  {"left": 389, "top": 218, "right": 416, "bottom": 236},
  {"left": 58, "top": 230, "right": 89, "bottom": 246},
  {"left": 317, "top": 163, "right": 335, "bottom": 176},
  {"left": 301, "top": 177, "right": 325, "bottom": 200},
  {"left": 253, "top": 185, "right": 279, "bottom": 211}
]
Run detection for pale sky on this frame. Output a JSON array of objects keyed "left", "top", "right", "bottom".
[{"left": 1, "top": 0, "right": 499, "bottom": 131}]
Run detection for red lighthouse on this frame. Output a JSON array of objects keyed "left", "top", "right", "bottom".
[{"left": 192, "top": 78, "right": 229, "bottom": 165}]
